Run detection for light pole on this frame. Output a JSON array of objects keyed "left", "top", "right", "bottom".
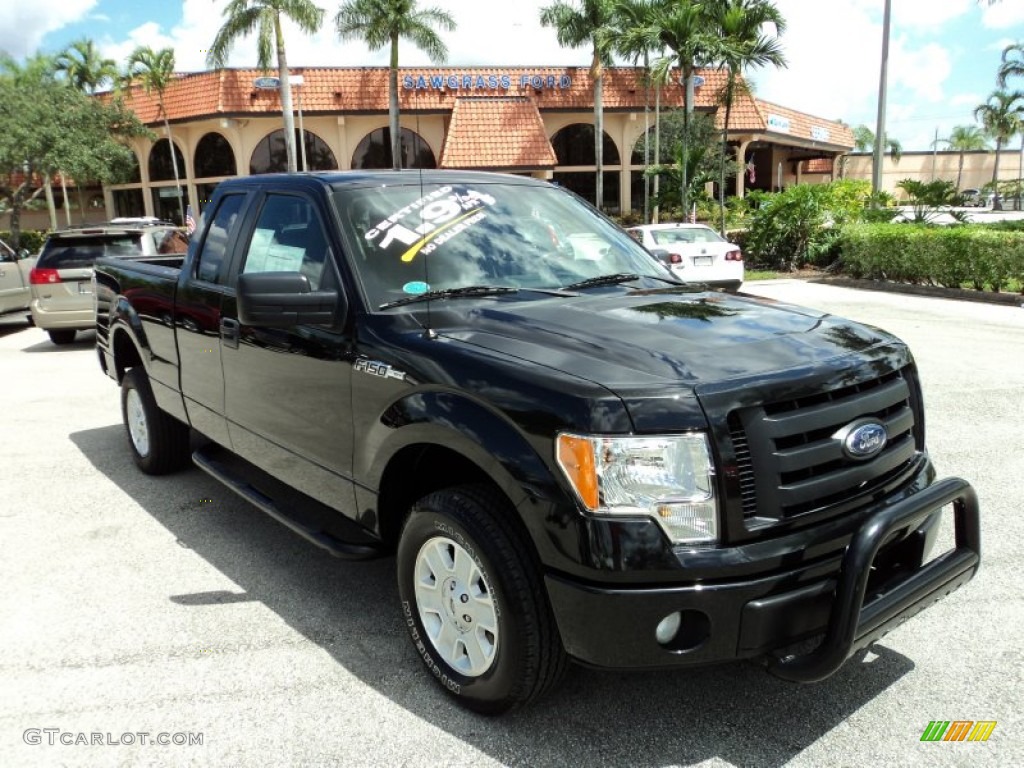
[
  {"left": 872, "top": 0, "right": 892, "bottom": 199},
  {"left": 291, "top": 75, "right": 307, "bottom": 172}
]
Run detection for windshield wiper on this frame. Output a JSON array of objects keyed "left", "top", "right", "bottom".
[
  {"left": 565, "top": 273, "right": 641, "bottom": 290},
  {"left": 379, "top": 285, "right": 518, "bottom": 309}
]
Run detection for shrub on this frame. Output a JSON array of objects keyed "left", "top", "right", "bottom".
[
  {"left": 839, "top": 223, "right": 1024, "bottom": 292},
  {"left": 0, "top": 229, "right": 48, "bottom": 254}
]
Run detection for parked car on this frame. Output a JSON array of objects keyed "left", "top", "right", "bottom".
[
  {"left": 0, "top": 237, "right": 35, "bottom": 321},
  {"left": 94, "top": 171, "right": 979, "bottom": 714},
  {"left": 627, "top": 223, "right": 744, "bottom": 291},
  {"left": 960, "top": 188, "right": 991, "bottom": 208},
  {"left": 30, "top": 221, "right": 188, "bottom": 344}
]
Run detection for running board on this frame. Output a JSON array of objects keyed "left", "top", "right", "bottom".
[{"left": 192, "top": 447, "right": 384, "bottom": 560}]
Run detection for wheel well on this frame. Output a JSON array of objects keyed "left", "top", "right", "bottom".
[
  {"left": 112, "top": 327, "right": 143, "bottom": 382},
  {"left": 376, "top": 444, "right": 499, "bottom": 549}
]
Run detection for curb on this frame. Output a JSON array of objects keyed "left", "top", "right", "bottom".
[{"left": 808, "top": 277, "right": 1024, "bottom": 308}]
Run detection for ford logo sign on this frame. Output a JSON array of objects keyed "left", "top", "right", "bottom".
[{"left": 833, "top": 419, "right": 888, "bottom": 460}]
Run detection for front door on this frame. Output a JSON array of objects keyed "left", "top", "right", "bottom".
[{"left": 220, "top": 190, "right": 358, "bottom": 519}]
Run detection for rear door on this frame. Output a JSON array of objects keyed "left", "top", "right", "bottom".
[
  {"left": 176, "top": 191, "right": 250, "bottom": 447},
  {"left": 33, "top": 234, "right": 140, "bottom": 311},
  {"left": 219, "top": 188, "right": 359, "bottom": 518}
]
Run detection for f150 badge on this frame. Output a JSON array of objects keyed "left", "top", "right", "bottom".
[{"left": 355, "top": 358, "right": 407, "bottom": 382}]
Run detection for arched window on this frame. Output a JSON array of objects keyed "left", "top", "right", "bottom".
[
  {"left": 194, "top": 132, "right": 237, "bottom": 178},
  {"left": 249, "top": 129, "right": 339, "bottom": 175},
  {"left": 148, "top": 139, "right": 186, "bottom": 182},
  {"left": 351, "top": 127, "right": 436, "bottom": 169},
  {"left": 550, "top": 124, "right": 620, "bottom": 166}
]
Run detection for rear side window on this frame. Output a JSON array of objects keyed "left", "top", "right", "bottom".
[
  {"left": 195, "top": 194, "right": 246, "bottom": 284},
  {"left": 154, "top": 229, "right": 190, "bottom": 254},
  {"left": 37, "top": 235, "right": 142, "bottom": 269}
]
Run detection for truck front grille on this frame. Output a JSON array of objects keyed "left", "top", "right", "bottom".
[{"left": 727, "top": 367, "right": 920, "bottom": 524}]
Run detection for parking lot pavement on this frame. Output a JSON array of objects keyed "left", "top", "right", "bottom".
[{"left": 2, "top": 285, "right": 1023, "bottom": 767}]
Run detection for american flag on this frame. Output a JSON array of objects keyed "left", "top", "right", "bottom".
[
  {"left": 185, "top": 205, "right": 196, "bottom": 235},
  {"left": 746, "top": 158, "right": 756, "bottom": 184}
]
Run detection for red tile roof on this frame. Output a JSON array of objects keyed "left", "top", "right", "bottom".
[
  {"left": 107, "top": 66, "right": 853, "bottom": 150},
  {"left": 440, "top": 97, "right": 557, "bottom": 170}
]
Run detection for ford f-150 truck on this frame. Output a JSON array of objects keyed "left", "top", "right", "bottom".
[{"left": 95, "top": 171, "right": 980, "bottom": 714}]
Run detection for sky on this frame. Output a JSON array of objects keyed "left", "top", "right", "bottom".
[{"left": 2, "top": 0, "right": 1022, "bottom": 151}]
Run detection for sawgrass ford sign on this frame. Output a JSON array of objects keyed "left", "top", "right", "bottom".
[{"left": 403, "top": 73, "right": 573, "bottom": 91}]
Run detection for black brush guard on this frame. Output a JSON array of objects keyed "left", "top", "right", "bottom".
[{"left": 768, "top": 476, "right": 980, "bottom": 682}]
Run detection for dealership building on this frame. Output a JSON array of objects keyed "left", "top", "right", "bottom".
[{"left": 96, "top": 65, "right": 854, "bottom": 223}]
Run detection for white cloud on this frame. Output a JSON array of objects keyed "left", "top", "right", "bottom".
[
  {"left": 891, "top": 39, "right": 952, "bottom": 103},
  {"left": 891, "top": 0, "right": 974, "bottom": 29},
  {"left": 0, "top": 0, "right": 97, "bottom": 59},
  {"left": 982, "top": 1, "right": 1024, "bottom": 29}
]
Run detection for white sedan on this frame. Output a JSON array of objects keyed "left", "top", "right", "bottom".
[{"left": 627, "top": 223, "right": 744, "bottom": 291}]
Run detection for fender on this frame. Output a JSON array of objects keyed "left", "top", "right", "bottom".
[
  {"left": 108, "top": 299, "right": 188, "bottom": 424},
  {"left": 358, "top": 389, "right": 581, "bottom": 566}
]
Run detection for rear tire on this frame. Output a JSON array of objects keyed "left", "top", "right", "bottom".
[
  {"left": 396, "top": 484, "right": 567, "bottom": 714},
  {"left": 120, "top": 367, "right": 191, "bottom": 475},
  {"left": 48, "top": 330, "right": 76, "bottom": 345}
]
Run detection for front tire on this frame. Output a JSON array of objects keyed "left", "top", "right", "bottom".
[
  {"left": 120, "top": 367, "right": 190, "bottom": 475},
  {"left": 396, "top": 485, "right": 567, "bottom": 714},
  {"left": 48, "top": 329, "right": 76, "bottom": 345}
]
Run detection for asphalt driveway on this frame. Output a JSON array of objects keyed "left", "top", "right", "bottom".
[{"left": 1, "top": 281, "right": 1021, "bottom": 767}]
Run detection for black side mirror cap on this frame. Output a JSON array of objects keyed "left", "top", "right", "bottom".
[{"left": 237, "top": 271, "right": 343, "bottom": 327}]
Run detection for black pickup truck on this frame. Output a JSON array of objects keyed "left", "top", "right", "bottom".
[{"left": 95, "top": 171, "right": 980, "bottom": 714}]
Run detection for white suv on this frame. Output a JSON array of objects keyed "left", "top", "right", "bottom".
[{"left": 29, "top": 222, "right": 188, "bottom": 345}]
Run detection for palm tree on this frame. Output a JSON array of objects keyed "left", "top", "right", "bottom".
[
  {"left": 54, "top": 38, "right": 118, "bottom": 95},
  {"left": 124, "top": 46, "right": 185, "bottom": 224},
  {"left": 707, "top": 0, "right": 786, "bottom": 234},
  {"left": 541, "top": 0, "right": 616, "bottom": 211},
  {"left": 974, "top": 89, "right": 1024, "bottom": 210},
  {"left": 336, "top": 0, "right": 454, "bottom": 172},
  {"left": 997, "top": 42, "right": 1023, "bottom": 87},
  {"left": 939, "top": 125, "right": 989, "bottom": 190},
  {"left": 607, "top": 0, "right": 662, "bottom": 222},
  {"left": 853, "top": 124, "right": 902, "bottom": 162},
  {"left": 650, "top": 1, "right": 721, "bottom": 217},
  {"left": 208, "top": 0, "right": 326, "bottom": 174}
]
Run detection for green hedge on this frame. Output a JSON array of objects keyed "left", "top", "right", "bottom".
[
  {"left": 0, "top": 229, "right": 48, "bottom": 254},
  {"left": 840, "top": 224, "right": 1024, "bottom": 292}
]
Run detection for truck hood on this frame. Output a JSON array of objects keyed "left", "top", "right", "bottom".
[{"left": 433, "top": 289, "right": 894, "bottom": 391}]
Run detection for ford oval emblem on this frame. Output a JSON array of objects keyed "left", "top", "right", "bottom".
[{"left": 834, "top": 420, "right": 888, "bottom": 460}]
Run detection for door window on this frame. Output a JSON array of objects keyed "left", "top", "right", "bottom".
[
  {"left": 195, "top": 193, "right": 245, "bottom": 284},
  {"left": 241, "top": 195, "right": 331, "bottom": 290}
]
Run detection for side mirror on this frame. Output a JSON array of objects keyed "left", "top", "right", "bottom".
[
  {"left": 18, "top": 249, "right": 31, "bottom": 260},
  {"left": 237, "top": 271, "right": 343, "bottom": 327}
]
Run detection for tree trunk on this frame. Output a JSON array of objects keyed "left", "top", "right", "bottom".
[
  {"left": 643, "top": 52, "right": 650, "bottom": 224},
  {"left": 60, "top": 174, "right": 72, "bottom": 227},
  {"left": 163, "top": 112, "right": 186, "bottom": 225},
  {"left": 592, "top": 48, "right": 604, "bottom": 212},
  {"left": 390, "top": 34, "right": 401, "bottom": 171},
  {"left": 992, "top": 138, "right": 1003, "bottom": 211},
  {"left": 957, "top": 152, "right": 964, "bottom": 190},
  {"left": 275, "top": 14, "right": 298, "bottom": 174},
  {"left": 719, "top": 73, "right": 734, "bottom": 237},
  {"left": 44, "top": 175, "right": 57, "bottom": 231},
  {"left": 653, "top": 82, "right": 661, "bottom": 224},
  {"left": 680, "top": 63, "right": 693, "bottom": 219}
]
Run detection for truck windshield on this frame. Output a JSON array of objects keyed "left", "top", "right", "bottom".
[{"left": 331, "top": 181, "right": 669, "bottom": 309}]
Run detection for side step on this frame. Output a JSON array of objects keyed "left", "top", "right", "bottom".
[{"left": 192, "top": 446, "right": 384, "bottom": 560}]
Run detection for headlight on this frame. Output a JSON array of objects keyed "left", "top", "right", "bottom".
[{"left": 556, "top": 432, "right": 718, "bottom": 546}]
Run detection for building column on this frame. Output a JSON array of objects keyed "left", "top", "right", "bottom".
[{"left": 734, "top": 139, "right": 752, "bottom": 197}]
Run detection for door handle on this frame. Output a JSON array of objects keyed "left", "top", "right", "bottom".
[{"left": 220, "top": 318, "right": 240, "bottom": 349}]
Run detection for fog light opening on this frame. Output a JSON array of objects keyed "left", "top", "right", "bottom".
[{"left": 655, "top": 609, "right": 710, "bottom": 652}]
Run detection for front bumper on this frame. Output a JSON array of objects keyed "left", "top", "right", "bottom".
[{"left": 545, "top": 477, "right": 979, "bottom": 678}]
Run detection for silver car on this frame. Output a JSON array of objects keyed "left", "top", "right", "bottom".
[
  {"left": 0, "top": 238, "right": 34, "bottom": 321},
  {"left": 30, "top": 222, "right": 189, "bottom": 344}
]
